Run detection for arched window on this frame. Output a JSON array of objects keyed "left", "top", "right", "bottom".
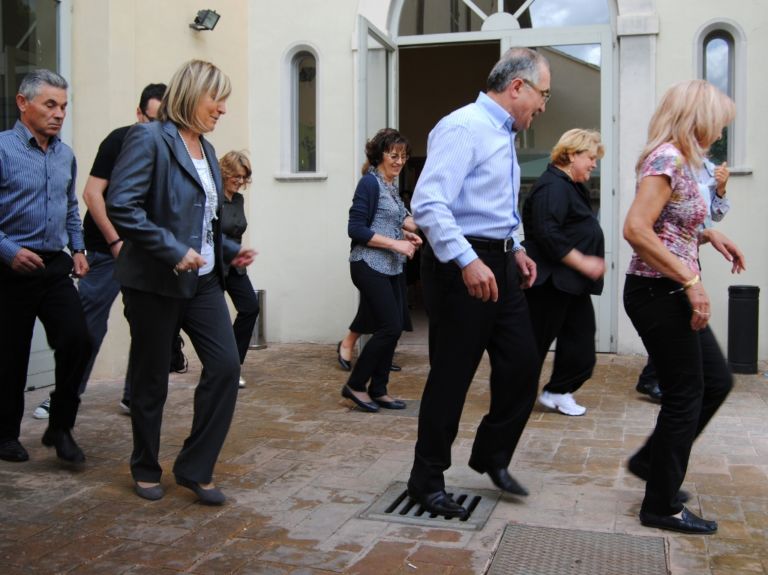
[
  {"left": 703, "top": 30, "right": 734, "bottom": 165},
  {"left": 292, "top": 50, "right": 317, "bottom": 173},
  {"left": 695, "top": 21, "right": 748, "bottom": 170}
]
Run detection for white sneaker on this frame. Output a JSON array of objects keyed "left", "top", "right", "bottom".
[
  {"left": 238, "top": 376, "right": 246, "bottom": 388},
  {"left": 33, "top": 398, "right": 51, "bottom": 419},
  {"left": 538, "top": 391, "right": 586, "bottom": 416}
]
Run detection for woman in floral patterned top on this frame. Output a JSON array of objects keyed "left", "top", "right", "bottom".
[
  {"left": 622, "top": 80, "right": 745, "bottom": 535},
  {"left": 342, "top": 129, "right": 422, "bottom": 413}
]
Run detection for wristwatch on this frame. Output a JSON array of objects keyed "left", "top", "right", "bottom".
[{"left": 72, "top": 249, "right": 87, "bottom": 255}]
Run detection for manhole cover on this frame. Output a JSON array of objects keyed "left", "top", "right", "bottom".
[
  {"left": 359, "top": 481, "right": 500, "bottom": 531},
  {"left": 488, "top": 524, "right": 668, "bottom": 575}
]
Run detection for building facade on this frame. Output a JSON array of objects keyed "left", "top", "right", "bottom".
[{"left": 3, "top": 0, "right": 764, "bottom": 379}]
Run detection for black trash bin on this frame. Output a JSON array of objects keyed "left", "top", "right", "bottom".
[
  {"left": 727, "top": 285, "right": 759, "bottom": 374},
  {"left": 248, "top": 289, "right": 267, "bottom": 350}
]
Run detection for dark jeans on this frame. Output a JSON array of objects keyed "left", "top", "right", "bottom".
[
  {"left": 77, "top": 250, "right": 128, "bottom": 395},
  {"left": 0, "top": 252, "right": 91, "bottom": 440},
  {"left": 525, "top": 279, "right": 596, "bottom": 395},
  {"left": 124, "top": 272, "right": 240, "bottom": 483},
  {"left": 346, "top": 260, "right": 403, "bottom": 398},
  {"left": 409, "top": 244, "right": 540, "bottom": 494},
  {"left": 225, "top": 268, "right": 260, "bottom": 364},
  {"left": 623, "top": 275, "right": 732, "bottom": 515}
]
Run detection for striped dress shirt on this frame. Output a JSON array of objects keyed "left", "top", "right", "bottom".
[
  {"left": 0, "top": 120, "right": 81, "bottom": 265},
  {"left": 412, "top": 91, "right": 522, "bottom": 268}
]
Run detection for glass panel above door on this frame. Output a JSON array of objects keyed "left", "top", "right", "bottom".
[{"left": 399, "top": 0, "right": 609, "bottom": 36}]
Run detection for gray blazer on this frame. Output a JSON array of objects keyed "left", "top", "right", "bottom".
[{"left": 106, "top": 120, "right": 239, "bottom": 298}]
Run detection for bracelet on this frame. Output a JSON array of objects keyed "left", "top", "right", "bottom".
[
  {"left": 108, "top": 238, "right": 123, "bottom": 247},
  {"left": 682, "top": 274, "right": 700, "bottom": 290}
]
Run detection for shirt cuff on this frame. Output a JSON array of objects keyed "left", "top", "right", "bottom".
[{"left": 455, "top": 247, "right": 479, "bottom": 269}]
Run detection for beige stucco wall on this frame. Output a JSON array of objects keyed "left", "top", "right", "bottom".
[
  {"left": 616, "top": 0, "right": 767, "bottom": 359},
  {"left": 71, "top": 0, "right": 251, "bottom": 377},
  {"left": 70, "top": 0, "right": 766, "bottom": 380}
]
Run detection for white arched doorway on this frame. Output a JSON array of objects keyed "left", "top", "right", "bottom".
[{"left": 356, "top": 0, "right": 618, "bottom": 352}]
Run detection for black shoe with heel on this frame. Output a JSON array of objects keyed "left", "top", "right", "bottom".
[
  {"left": 341, "top": 385, "right": 379, "bottom": 412},
  {"left": 336, "top": 342, "right": 352, "bottom": 371}
]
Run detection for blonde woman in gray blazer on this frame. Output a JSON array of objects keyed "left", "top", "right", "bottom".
[{"left": 107, "top": 60, "right": 255, "bottom": 505}]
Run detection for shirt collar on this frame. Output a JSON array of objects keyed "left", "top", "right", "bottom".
[
  {"left": 476, "top": 91, "right": 516, "bottom": 133},
  {"left": 13, "top": 120, "right": 59, "bottom": 150}
]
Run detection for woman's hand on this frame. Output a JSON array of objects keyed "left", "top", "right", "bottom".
[
  {"left": 231, "top": 247, "right": 258, "bottom": 268},
  {"left": 174, "top": 248, "right": 206, "bottom": 274},
  {"left": 392, "top": 239, "right": 417, "bottom": 259},
  {"left": 700, "top": 228, "right": 746, "bottom": 274},
  {"left": 686, "top": 283, "right": 710, "bottom": 331},
  {"left": 403, "top": 230, "right": 423, "bottom": 248},
  {"left": 562, "top": 249, "right": 605, "bottom": 280}
]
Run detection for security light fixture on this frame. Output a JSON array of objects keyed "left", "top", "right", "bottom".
[{"left": 189, "top": 9, "right": 220, "bottom": 31}]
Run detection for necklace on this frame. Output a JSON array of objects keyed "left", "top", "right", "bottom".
[{"left": 178, "top": 128, "right": 218, "bottom": 247}]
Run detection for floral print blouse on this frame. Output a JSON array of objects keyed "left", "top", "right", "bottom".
[{"left": 627, "top": 143, "right": 707, "bottom": 278}]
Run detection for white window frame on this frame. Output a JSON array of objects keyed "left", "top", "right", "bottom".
[
  {"left": 694, "top": 19, "right": 751, "bottom": 174},
  {"left": 276, "top": 43, "right": 326, "bottom": 182}
]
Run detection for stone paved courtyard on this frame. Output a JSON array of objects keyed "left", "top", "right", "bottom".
[{"left": 1, "top": 340, "right": 767, "bottom": 574}]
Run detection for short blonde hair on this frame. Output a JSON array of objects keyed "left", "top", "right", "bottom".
[
  {"left": 550, "top": 129, "right": 604, "bottom": 166},
  {"left": 219, "top": 150, "right": 252, "bottom": 186},
  {"left": 158, "top": 60, "right": 231, "bottom": 133},
  {"left": 637, "top": 80, "right": 735, "bottom": 173}
]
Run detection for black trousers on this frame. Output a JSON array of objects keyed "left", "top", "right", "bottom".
[
  {"left": 346, "top": 260, "right": 403, "bottom": 398},
  {"left": 123, "top": 272, "right": 240, "bottom": 484},
  {"left": 225, "top": 268, "right": 260, "bottom": 364},
  {"left": 408, "top": 244, "right": 540, "bottom": 494},
  {"left": 0, "top": 252, "right": 90, "bottom": 441},
  {"left": 525, "top": 280, "right": 596, "bottom": 395},
  {"left": 623, "top": 275, "right": 732, "bottom": 515}
]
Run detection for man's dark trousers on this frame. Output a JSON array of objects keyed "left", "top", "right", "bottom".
[
  {"left": 0, "top": 252, "right": 90, "bottom": 442},
  {"left": 409, "top": 243, "right": 540, "bottom": 494}
]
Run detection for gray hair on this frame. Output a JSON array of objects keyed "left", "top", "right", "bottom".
[
  {"left": 18, "top": 69, "right": 68, "bottom": 100},
  {"left": 487, "top": 47, "right": 549, "bottom": 93}
]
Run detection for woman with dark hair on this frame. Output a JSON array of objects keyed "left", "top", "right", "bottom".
[
  {"left": 107, "top": 60, "right": 256, "bottom": 504},
  {"left": 623, "top": 79, "right": 745, "bottom": 534},
  {"left": 219, "top": 150, "right": 260, "bottom": 388},
  {"left": 341, "top": 128, "right": 422, "bottom": 413}
]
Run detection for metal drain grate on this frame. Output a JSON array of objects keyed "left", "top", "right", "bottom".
[
  {"left": 487, "top": 524, "right": 668, "bottom": 575},
  {"left": 359, "top": 481, "right": 500, "bottom": 530}
]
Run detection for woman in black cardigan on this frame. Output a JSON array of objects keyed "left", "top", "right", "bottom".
[
  {"left": 341, "top": 128, "right": 421, "bottom": 413},
  {"left": 522, "top": 129, "right": 605, "bottom": 416}
]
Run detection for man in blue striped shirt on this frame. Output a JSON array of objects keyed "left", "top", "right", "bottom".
[
  {"left": 407, "top": 47, "right": 551, "bottom": 518},
  {"left": 0, "top": 69, "right": 91, "bottom": 464}
]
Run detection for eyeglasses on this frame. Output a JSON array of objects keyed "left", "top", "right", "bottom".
[
  {"left": 386, "top": 153, "right": 409, "bottom": 162},
  {"left": 228, "top": 174, "right": 251, "bottom": 184},
  {"left": 522, "top": 79, "right": 551, "bottom": 103}
]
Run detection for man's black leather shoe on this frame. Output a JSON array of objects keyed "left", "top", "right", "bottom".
[
  {"left": 408, "top": 488, "right": 468, "bottom": 519},
  {"left": 469, "top": 460, "right": 528, "bottom": 496},
  {"left": 639, "top": 507, "right": 717, "bottom": 534},
  {"left": 0, "top": 439, "right": 29, "bottom": 462},
  {"left": 627, "top": 458, "right": 689, "bottom": 502},
  {"left": 636, "top": 380, "right": 662, "bottom": 401},
  {"left": 41, "top": 427, "right": 85, "bottom": 463},
  {"left": 389, "top": 363, "right": 402, "bottom": 372}
]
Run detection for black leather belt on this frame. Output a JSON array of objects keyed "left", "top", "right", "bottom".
[{"left": 465, "top": 236, "right": 514, "bottom": 253}]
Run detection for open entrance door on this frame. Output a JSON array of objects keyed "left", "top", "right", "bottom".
[
  {"left": 397, "top": 29, "right": 615, "bottom": 352},
  {"left": 356, "top": 16, "right": 397, "bottom": 169}
]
